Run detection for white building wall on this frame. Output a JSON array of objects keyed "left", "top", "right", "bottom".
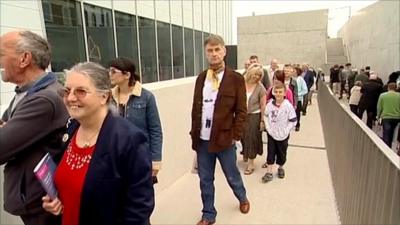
[
  {"left": 136, "top": 0, "right": 155, "bottom": 19},
  {"left": 216, "top": 0, "right": 223, "bottom": 36},
  {"left": 113, "top": 0, "right": 136, "bottom": 15},
  {"left": 193, "top": 0, "right": 202, "bottom": 31},
  {"left": 155, "top": 0, "right": 170, "bottom": 24},
  {"left": 170, "top": 0, "right": 183, "bottom": 26},
  {"left": 209, "top": 0, "right": 216, "bottom": 34},
  {"left": 202, "top": 0, "right": 210, "bottom": 32},
  {"left": 182, "top": 0, "right": 193, "bottom": 29}
]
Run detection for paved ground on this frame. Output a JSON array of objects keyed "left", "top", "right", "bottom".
[{"left": 152, "top": 95, "right": 340, "bottom": 224}]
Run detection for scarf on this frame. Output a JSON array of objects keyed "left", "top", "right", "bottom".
[{"left": 206, "top": 61, "right": 225, "bottom": 91}]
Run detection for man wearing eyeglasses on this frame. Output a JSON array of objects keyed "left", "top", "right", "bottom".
[{"left": 0, "top": 31, "right": 68, "bottom": 225}]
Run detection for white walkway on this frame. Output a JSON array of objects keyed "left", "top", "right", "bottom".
[{"left": 152, "top": 95, "right": 340, "bottom": 224}]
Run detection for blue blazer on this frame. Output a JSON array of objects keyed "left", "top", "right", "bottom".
[{"left": 62, "top": 111, "right": 154, "bottom": 225}]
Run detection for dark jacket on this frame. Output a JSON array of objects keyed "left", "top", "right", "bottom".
[
  {"left": 330, "top": 68, "right": 340, "bottom": 83},
  {"left": 0, "top": 72, "right": 68, "bottom": 215},
  {"left": 358, "top": 79, "right": 383, "bottom": 111},
  {"left": 355, "top": 73, "right": 369, "bottom": 85},
  {"left": 303, "top": 70, "right": 315, "bottom": 90},
  {"left": 190, "top": 67, "right": 247, "bottom": 152},
  {"left": 63, "top": 112, "right": 154, "bottom": 225},
  {"left": 111, "top": 82, "right": 163, "bottom": 163}
]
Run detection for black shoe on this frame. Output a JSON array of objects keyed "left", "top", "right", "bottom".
[
  {"left": 277, "top": 168, "right": 285, "bottom": 179},
  {"left": 295, "top": 127, "right": 300, "bottom": 132},
  {"left": 262, "top": 173, "right": 273, "bottom": 183},
  {"left": 302, "top": 112, "right": 306, "bottom": 116}
]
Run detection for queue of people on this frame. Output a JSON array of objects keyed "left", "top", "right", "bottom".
[
  {"left": 0, "top": 29, "right": 398, "bottom": 225},
  {"left": 330, "top": 63, "right": 400, "bottom": 154}
]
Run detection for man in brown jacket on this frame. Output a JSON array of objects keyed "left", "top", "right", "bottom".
[{"left": 190, "top": 35, "right": 249, "bottom": 225}]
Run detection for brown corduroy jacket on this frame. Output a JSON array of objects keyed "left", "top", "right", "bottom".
[{"left": 190, "top": 67, "right": 247, "bottom": 152}]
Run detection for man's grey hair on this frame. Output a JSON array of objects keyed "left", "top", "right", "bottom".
[
  {"left": 68, "top": 62, "right": 111, "bottom": 91},
  {"left": 15, "top": 31, "right": 51, "bottom": 70}
]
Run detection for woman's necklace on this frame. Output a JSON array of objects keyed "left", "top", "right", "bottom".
[
  {"left": 82, "top": 132, "right": 98, "bottom": 148},
  {"left": 66, "top": 131, "right": 98, "bottom": 170}
]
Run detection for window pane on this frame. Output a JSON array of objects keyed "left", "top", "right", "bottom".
[
  {"left": 184, "top": 28, "right": 194, "bottom": 77},
  {"left": 172, "top": 25, "right": 184, "bottom": 79},
  {"left": 42, "top": 0, "right": 86, "bottom": 72},
  {"left": 203, "top": 32, "right": 210, "bottom": 69},
  {"left": 84, "top": 3, "right": 115, "bottom": 67},
  {"left": 157, "top": 21, "right": 172, "bottom": 81},
  {"left": 194, "top": 30, "right": 203, "bottom": 75},
  {"left": 139, "top": 16, "right": 157, "bottom": 83},
  {"left": 115, "top": 11, "right": 139, "bottom": 69}
]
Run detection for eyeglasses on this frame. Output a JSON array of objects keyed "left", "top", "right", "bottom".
[{"left": 63, "top": 87, "right": 92, "bottom": 99}]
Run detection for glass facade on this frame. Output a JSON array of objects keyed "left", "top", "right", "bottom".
[
  {"left": 157, "top": 21, "right": 172, "bottom": 81},
  {"left": 194, "top": 30, "right": 203, "bottom": 75},
  {"left": 203, "top": 32, "right": 210, "bottom": 69},
  {"left": 42, "top": 0, "right": 86, "bottom": 72},
  {"left": 172, "top": 24, "right": 184, "bottom": 79},
  {"left": 114, "top": 10, "right": 139, "bottom": 70},
  {"left": 40, "top": 0, "right": 230, "bottom": 83},
  {"left": 84, "top": 4, "right": 115, "bottom": 66},
  {"left": 139, "top": 16, "right": 158, "bottom": 83},
  {"left": 184, "top": 28, "right": 194, "bottom": 77}
]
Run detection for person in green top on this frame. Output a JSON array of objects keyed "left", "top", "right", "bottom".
[{"left": 377, "top": 83, "right": 400, "bottom": 148}]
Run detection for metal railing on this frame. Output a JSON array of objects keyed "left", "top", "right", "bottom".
[{"left": 318, "top": 82, "right": 400, "bottom": 225}]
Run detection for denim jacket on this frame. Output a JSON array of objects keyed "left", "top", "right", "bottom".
[{"left": 111, "top": 82, "right": 163, "bottom": 170}]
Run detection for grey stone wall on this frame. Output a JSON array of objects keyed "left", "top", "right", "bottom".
[
  {"left": 338, "top": 1, "right": 400, "bottom": 81},
  {"left": 237, "top": 9, "right": 328, "bottom": 69}
]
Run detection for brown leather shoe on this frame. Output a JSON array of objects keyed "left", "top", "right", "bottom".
[
  {"left": 239, "top": 200, "right": 250, "bottom": 214},
  {"left": 196, "top": 219, "right": 215, "bottom": 225}
]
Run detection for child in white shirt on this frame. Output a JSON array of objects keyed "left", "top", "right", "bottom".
[{"left": 262, "top": 81, "right": 297, "bottom": 183}]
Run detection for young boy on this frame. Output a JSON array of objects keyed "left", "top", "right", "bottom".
[{"left": 262, "top": 81, "right": 297, "bottom": 183}]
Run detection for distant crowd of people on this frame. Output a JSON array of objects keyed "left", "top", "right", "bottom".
[{"left": 330, "top": 63, "right": 400, "bottom": 154}]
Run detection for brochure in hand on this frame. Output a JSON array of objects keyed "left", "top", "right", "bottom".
[{"left": 33, "top": 153, "right": 58, "bottom": 199}]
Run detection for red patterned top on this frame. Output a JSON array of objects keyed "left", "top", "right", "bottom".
[{"left": 55, "top": 133, "right": 95, "bottom": 225}]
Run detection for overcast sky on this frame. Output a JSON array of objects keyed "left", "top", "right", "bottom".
[{"left": 232, "top": 0, "right": 377, "bottom": 44}]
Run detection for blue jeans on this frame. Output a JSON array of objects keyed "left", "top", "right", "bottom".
[
  {"left": 197, "top": 139, "right": 247, "bottom": 221},
  {"left": 382, "top": 118, "right": 400, "bottom": 148}
]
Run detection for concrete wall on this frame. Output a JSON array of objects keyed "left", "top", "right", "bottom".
[
  {"left": 237, "top": 9, "right": 328, "bottom": 69},
  {"left": 338, "top": 1, "right": 400, "bottom": 81}
]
